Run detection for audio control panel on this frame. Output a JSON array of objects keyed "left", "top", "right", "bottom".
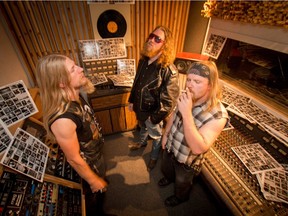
[
  {"left": 0, "top": 171, "right": 82, "bottom": 216},
  {"left": 202, "top": 111, "right": 288, "bottom": 216},
  {"left": 200, "top": 78, "right": 288, "bottom": 216},
  {"left": 0, "top": 113, "right": 83, "bottom": 215}
]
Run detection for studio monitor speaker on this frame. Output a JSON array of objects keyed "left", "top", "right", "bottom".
[
  {"left": 174, "top": 58, "right": 195, "bottom": 74},
  {"left": 174, "top": 52, "right": 209, "bottom": 74}
]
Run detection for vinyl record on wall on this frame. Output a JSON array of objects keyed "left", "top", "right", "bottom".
[
  {"left": 97, "top": 9, "right": 127, "bottom": 38},
  {"left": 89, "top": 4, "right": 132, "bottom": 46}
]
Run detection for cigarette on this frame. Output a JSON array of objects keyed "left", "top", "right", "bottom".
[
  {"left": 181, "top": 90, "right": 186, "bottom": 93},
  {"left": 100, "top": 187, "right": 107, "bottom": 193}
]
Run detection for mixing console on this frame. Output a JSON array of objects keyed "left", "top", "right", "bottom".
[
  {"left": 0, "top": 171, "right": 82, "bottom": 216},
  {"left": 202, "top": 83, "right": 288, "bottom": 216}
]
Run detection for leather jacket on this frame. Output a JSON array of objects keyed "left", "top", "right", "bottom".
[{"left": 129, "top": 58, "right": 180, "bottom": 124}]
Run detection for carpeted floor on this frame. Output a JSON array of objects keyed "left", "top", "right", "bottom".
[{"left": 102, "top": 130, "right": 232, "bottom": 216}]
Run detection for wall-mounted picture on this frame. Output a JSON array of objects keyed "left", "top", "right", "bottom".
[
  {"left": 79, "top": 38, "right": 127, "bottom": 61},
  {"left": 117, "top": 59, "right": 136, "bottom": 77},
  {"left": 0, "top": 80, "right": 38, "bottom": 127},
  {"left": 203, "top": 33, "right": 227, "bottom": 59}
]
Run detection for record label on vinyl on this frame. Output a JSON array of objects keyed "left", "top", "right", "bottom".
[{"left": 97, "top": 9, "right": 127, "bottom": 38}]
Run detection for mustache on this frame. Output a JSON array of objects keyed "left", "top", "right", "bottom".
[{"left": 144, "top": 40, "right": 153, "bottom": 46}]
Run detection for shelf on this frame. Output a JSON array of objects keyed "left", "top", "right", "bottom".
[{"left": 44, "top": 174, "right": 82, "bottom": 190}]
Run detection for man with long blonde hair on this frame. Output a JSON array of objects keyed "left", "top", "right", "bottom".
[
  {"left": 36, "top": 54, "right": 108, "bottom": 215},
  {"left": 128, "top": 25, "right": 180, "bottom": 171},
  {"left": 159, "top": 61, "right": 229, "bottom": 207}
]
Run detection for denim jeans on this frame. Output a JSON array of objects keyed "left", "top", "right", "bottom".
[{"left": 138, "top": 118, "right": 163, "bottom": 160}]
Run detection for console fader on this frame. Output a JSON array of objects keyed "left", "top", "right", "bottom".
[
  {"left": 0, "top": 171, "right": 82, "bottom": 216},
  {"left": 202, "top": 112, "right": 288, "bottom": 216}
]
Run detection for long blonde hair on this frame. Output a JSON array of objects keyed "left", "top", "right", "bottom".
[
  {"left": 187, "top": 60, "right": 222, "bottom": 111},
  {"left": 36, "top": 54, "right": 77, "bottom": 142},
  {"left": 142, "top": 25, "right": 176, "bottom": 67}
]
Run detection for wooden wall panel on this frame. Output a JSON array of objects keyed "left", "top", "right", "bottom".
[
  {"left": 94, "top": 110, "right": 113, "bottom": 135},
  {"left": 110, "top": 107, "right": 126, "bottom": 133},
  {"left": 125, "top": 106, "right": 137, "bottom": 131},
  {"left": 0, "top": 1, "right": 190, "bottom": 86}
]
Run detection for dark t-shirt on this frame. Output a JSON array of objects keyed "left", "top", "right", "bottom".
[{"left": 53, "top": 96, "right": 104, "bottom": 175}]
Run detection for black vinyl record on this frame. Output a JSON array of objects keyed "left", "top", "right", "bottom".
[{"left": 97, "top": 9, "right": 127, "bottom": 38}]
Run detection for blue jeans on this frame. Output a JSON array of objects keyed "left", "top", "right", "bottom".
[{"left": 138, "top": 118, "right": 163, "bottom": 160}]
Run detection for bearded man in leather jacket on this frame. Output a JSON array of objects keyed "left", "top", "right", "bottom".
[{"left": 128, "top": 25, "right": 180, "bottom": 171}]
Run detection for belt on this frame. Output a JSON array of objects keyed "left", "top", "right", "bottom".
[{"left": 166, "top": 150, "right": 203, "bottom": 175}]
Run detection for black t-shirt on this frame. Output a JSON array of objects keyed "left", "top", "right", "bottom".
[{"left": 53, "top": 96, "right": 104, "bottom": 173}]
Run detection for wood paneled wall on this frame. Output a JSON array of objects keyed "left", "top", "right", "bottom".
[{"left": 0, "top": 1, "right": 190, "bottom": 86}]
